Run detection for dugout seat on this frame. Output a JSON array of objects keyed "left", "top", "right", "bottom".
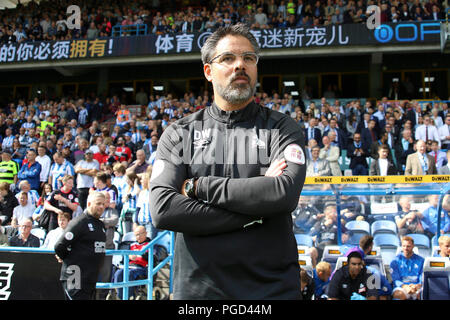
[
  {"left": 295, "top": 233, "right": 314, "bottom": 248},
  {"left": 321, "top": 245, "right": 345, "bottom": 271},
  {"left": 364, "top": 246, "right": 386, "bottom": 276},
  {"left": 421, "top": 257, "right": 450, "bottom": 300},
  {"left": 298, "top": 255, "right": 314, "bottom": 278},
  {"left": 297, "top": 245, "right": 310, "bottom": 257}
]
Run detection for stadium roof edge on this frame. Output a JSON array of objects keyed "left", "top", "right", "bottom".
[{"left": 0, "top": 44, "right": 441, "bottom": 72}]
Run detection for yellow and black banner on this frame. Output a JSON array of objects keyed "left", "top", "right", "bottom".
[{"left": 304, "top": 175, "right": 450, "bottom": 185}]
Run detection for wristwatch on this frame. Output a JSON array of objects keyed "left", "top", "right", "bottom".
[{"left": 184, "top": 177, "right": 197, "bottom": 199}]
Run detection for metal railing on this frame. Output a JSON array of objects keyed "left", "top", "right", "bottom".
[
  {"left": 111, "top": 24, "right": 148, "bottom": 37},
  {"left": 0, "top": 229, "right": 174, "bottom": 300}
]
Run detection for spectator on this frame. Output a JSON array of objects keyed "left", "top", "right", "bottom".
[
  {"left": 438, "top": 150, "right": 450, "bottom": 174},
  {"left": 390, "top": 236, "right": 425, "bottom": 300},
  {"left": 17, "top": 149, "right": 41, "bottom": 191},
  {"left": 115, "top": 136, "right": 132, "bottom": 165},
  {"left": 370, "top": 129, "right": 394, "bottom": 162},
  {"left": 9, "top": 218, "right": 40, "bottom": 248},
  {"left": 438, "top": 114, "right": 450, "bottom": 149},
  {"left": 75, "top": 150, "right": 100, "bottom": 210},
  {"left": 306, "top": 145, "right": 331, "bottom": 176},
  {"left": 48, "top": 152, "right": 75, "bottom": 191},
  {"left": 44, "top": 175, "right": 79, "bottom": 232},
  {"left": 0, "top": 181, "right": 18, "bottom": 226},
  {"left": 292, "top": 196, "right": 322, "bottom": 235},
  {"left": 305, "top": 118, "right": 322, "bottom": 148},
  {"left": 405, "top": 140, "right": 437, "bottom": 175},
  {"left": 41, "top": 211, "right": 71, "bottom": 249},
  {"left": 15, "top": 180, "right": 39, "bottom": 207},
  {"left": 394, "top": 128, "right": 415, "bottom": 174},
  {"left": 415, "top": 115, "right": 440, "bottom": 147},
  {"left": 310, "top": 204, "right": 348, "bottom": 261},
  {"left": 36, "top": 145, "right": 51, "bottom": 191},
  {"left": 428, "top": 140, "right": 447, "bottom": 170},
  {"left": 0, "top": 151, "right": 18, "bottom": 186},
  {"left": 91, "top": 172, "right": 117, "bottom": 209},
  {"left": 313, "top": 261, "right": 331, "bottom": 300},
  {"left": 97, "top": 190, "right": 119, "bottom": 300},
  {"left": 32, "top": 183, "right": 53, "bottom": 227},
  {"left": 134, "top": 170, "right": 158, "bottom": 238},
  {"left": 396, "top": 196, "right": 425, "bottom": 237},
  {"left": 348, "top": 132, "right": 369, "bottom": 176},
  {"left": 369, "top": 144, "right": 398, "bottom": 176},
  {"left": 361, "top": 118, "right": 378, "bottom": 150},
  {"left": 420, "top": 194, "right": 449, "bottom": 237},
  {"left": 112, "top": 225, "right": 150, "bottom": 300},
  {"left": 327, "top": 251, "right": 378, "bottom": 300},
  {"left": 319, "top": 134, "right": 341, "bottom": 176},
  {"left": 435, "top": 235, "right": 449, "bottom": 258},
  {"left": 323, "top": 118, "right": 346, "bottom": 151}
]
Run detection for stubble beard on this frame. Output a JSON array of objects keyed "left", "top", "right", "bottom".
[{"left": 215, "top": 72, "right": 256, "bottom": 106}]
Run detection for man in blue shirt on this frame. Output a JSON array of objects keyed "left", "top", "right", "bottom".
[
  {"left": 420, "top": 194, "right": 449, "bottom": 237},
  {"left": 390, "top": 236, "right": 425, "bottom": 300},
  {"left": 17, "top": 149, "right": 41, "bottom": 192}
]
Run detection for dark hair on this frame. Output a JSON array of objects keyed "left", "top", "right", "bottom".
[
  {"left": 347, "top": 250, "right": 363, "bottom": 261},
  {"left": 359, "top": 235, "right": 374, "bottom": 252},
  {"left": 200, "top": 23, "right": 260, "bottom": 65}
]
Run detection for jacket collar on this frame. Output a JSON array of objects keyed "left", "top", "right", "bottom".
[{"left": 207, "top": 101, "right": 259, "bottom": 124}]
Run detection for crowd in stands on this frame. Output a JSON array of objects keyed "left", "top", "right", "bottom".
[{"left": 1, "top": 0, "right": 449, "bottom": 45}]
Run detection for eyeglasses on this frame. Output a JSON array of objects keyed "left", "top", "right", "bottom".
[{"left": 208, "top": 51, "right": 259, "bottom": 66}]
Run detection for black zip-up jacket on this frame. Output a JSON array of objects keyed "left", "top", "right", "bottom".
[
  {"left": 54, "top": 211, "right": 106, "bottom": 288},
  {"left": 149, "top": 101, "right": 306, "bottom": 299}
]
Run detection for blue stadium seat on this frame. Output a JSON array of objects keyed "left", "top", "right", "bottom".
[
  {"left": 346, "top": 233, "right": 366, "bottom": 246},
  {"left": 373, "top": 234, "right": 400, "bottom": 266},
  {"left": 406, "top": 233, "right": 431, "bottom": 257},
  {"left": 421, "top": 257, "right": 450, "bottom": 300},
  {"left": 295, "top": 234, "right": 314, "bottom": 247},
  {"left": 345, "top": 220, "right": 370, "bottom": 235},
  {"left": 371, "top": 220, "right": 397, "bottom": 236}
]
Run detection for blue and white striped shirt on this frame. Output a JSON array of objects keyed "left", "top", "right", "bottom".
[
  {"left": 49, "top": 160, "right": 75, "bottom": 190},
  {"left": 2, "top": 136, "right": 14, "bottom": 151},
  {"left": 136, "top": 189, "right": 151, "bottom": 225}
]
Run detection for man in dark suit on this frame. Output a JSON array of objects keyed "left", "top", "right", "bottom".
[
  {"left": 370, "top": 129, "right": 394, "bottom": 162},
  {"left": 369, "top": 144, "right": 398, "bottom": 176},
  {"left": 305, "top": 118, "right": 323, "bottom": 148},
  {"left": 348, "top": 132, "right": 370, "bottom": 176},
  {"left": 361, "top": 119, "right": 378, "bottom": 151},
  {"left": 323, "top": 118, "right": 346, "bottom": 151},
  {"left": 405, "top": 103, "right": 422, "bottom": 128},
  {"left": 394, "top": 128, "right": 415, "bottom": 174}
]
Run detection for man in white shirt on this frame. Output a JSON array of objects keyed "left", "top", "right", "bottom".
[
  {"left": 369, "top": 144, "right": 398, "bottom": 176},
  {"left": 428, "top": 140, "right": 447, "bottom": 170},
  {"left": 36, "top": 145, "right": 51, "bottom": 191},
  {"left": 438, "top": 114, "right": 450, "bottom": 149},
  {"left": 415, "top": 115, "right": 440, "bottom": 147},
  {"left": 75, "top": 150, "right": 100, "bottom": 210},
  {"left": 12, "top": 192, "right": 36, "bottom": 229}
]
